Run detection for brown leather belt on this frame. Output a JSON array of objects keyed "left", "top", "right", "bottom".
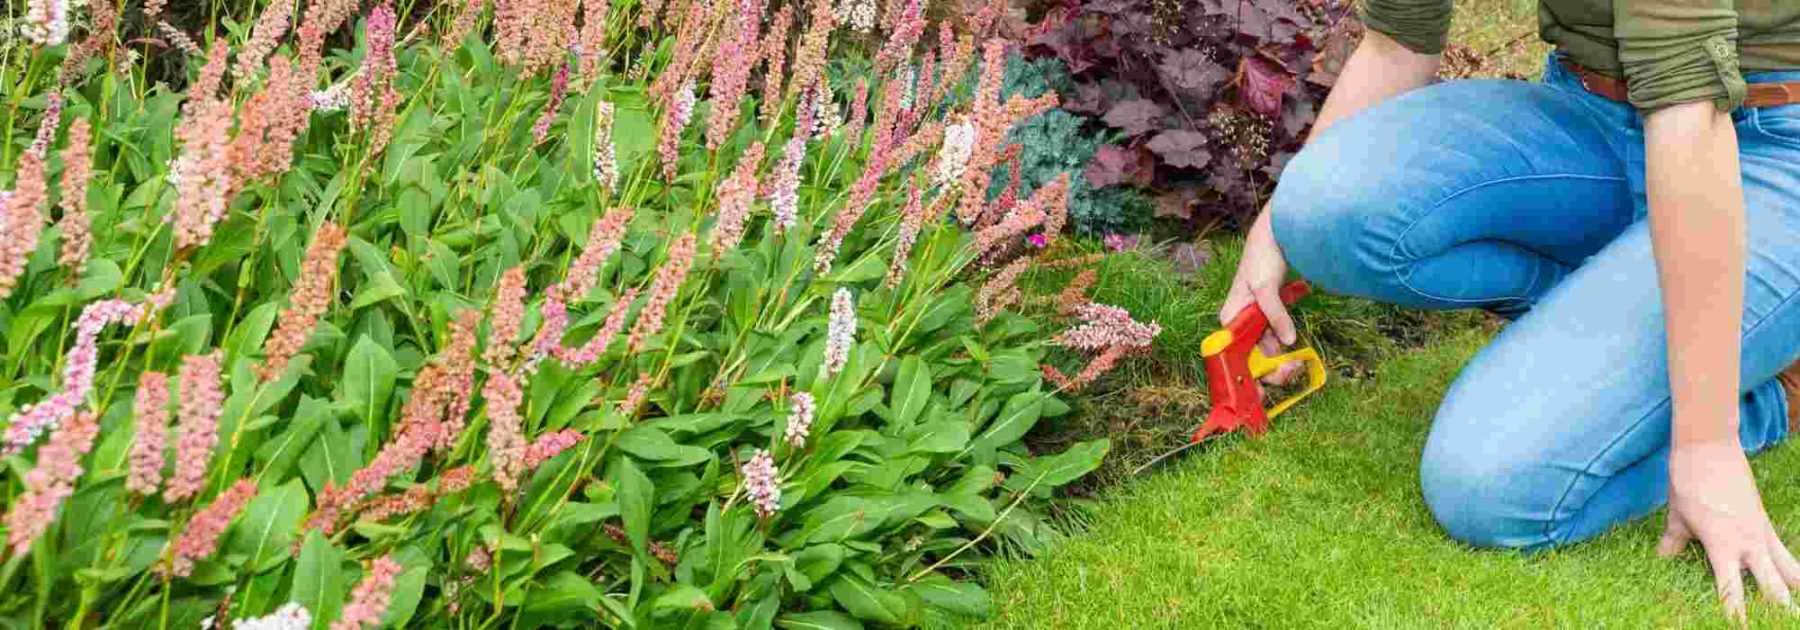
[{"left": 1559, "top": 58, "right": 1800, "bottom": 108}]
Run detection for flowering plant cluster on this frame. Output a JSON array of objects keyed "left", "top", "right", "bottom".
[{"left": 0, "top": 0, "right": 1152, "bottom": 626}]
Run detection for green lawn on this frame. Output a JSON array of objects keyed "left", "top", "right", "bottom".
[{"left": 982, "top": 330, "right": 1800, "bottom": 628}]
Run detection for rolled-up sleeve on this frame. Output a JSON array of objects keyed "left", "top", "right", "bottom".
[
  {"left": 1359, "top": 0, "right": 1452, "bottom": 55},
  {"left": 1614, "top": 0, "right": 1746, "bottom": 111}
]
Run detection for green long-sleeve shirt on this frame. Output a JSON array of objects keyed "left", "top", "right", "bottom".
[{"left": 1360, "top": 0, "right": 1800, "bottom": 111}]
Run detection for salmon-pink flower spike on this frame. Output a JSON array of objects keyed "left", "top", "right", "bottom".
[
  {"left": 822, "top": 288, "right": 855, "bottom": 377},
  {"left": 2, "top": 292, "right": 172, "bottom": 455},
  {"left": 158, "top": 21, "right": 202, "bottom": 57},
  {"left": 166, "top": 351, "right": 225, "bottom": 503},
  {"left": 352, "top": 3, "right": 401, "bottom": 154},
  {"left": 3, "top": 411, "right": 97, "bottom": 556},
  {"left": 704, "top": 0, "right": 765, "bottom": 151},
  {"left": 594, "top": 102, "right": 621, "bottom": 192},
  {"left": 620, "top": 371, "right": 653, "bottom": 415},
  {"left": 786, "top": 0, "right": 837, "bottom": 110},
  {"left": 127, "top": 372, "right": 172, "bottom": 496},
  {"left": 975, "top": 257, "right": 1028, "bottom": 324},
  {"left": 1043, "top": 343, "right": 1129, "bottom": 392},
  {"left": 1, "top": 147, "right": 48, "bottom": 300},
  {"left": 540, "top": 287, "right": 638, "bottom": 367},
  {"left": 577, "top": 0, "right": 611, "bottom": 82},
  {"left": 1037, "top": 174, "right": 1071, "bottom": 244},
  {"left": 234, "top": 0, "right": 294, "bottom": 82},
  {"left": 873, "top": 0, "right": 924, "bottom": 74},
  {"left": 524, "top": 429, "right": 584, "bottom": 469},
  {"left": 767, "top": 134, "right": 806, "bottom": 235},
  {"left": 307, "top": 395, "right": 448, "bottom": 535},
  {"left": 741, "top": 449, "right": 780, "bottom": 518},
  {"left": 360, "top": 483, "right": 435, "bottom": 522},
  {"left": 556, "top": 205, "right": 636, "bottom": 303},
  {"left": 758, "top": 6, "right": 794, "bottom": 127},
  {"left": 884, "top": 182, "right": 925, "bottom": 288},
  {"left": 1056, "top": 302, "right": 1162, "bottom": 351},
  {"left": 232, "top": 58, "right": 310, "bottom": 183},
  {"left": 972, "top": 199, "right": 1045, "bottom": 258},
  {"left": 441, "top": 309, "right": 484, "bottom": 447},
  {"left": 28, "top": 93, "right": 63, "bottom": 159},
  {"left": 712, "top": 143, "right": 765, "bottom": 256},
  {"left": 57, "top": 118, "right": 94, "bottom": 275},
  {"left": 164, "top": 478, "right": 257, "bottom": 577},
  {"left": 442, "top": 0, "right": 485, "bottom": 48},
  {"left": 259, "top": 222, "right": 349, "bottom": 381},
  {"left": 659, "top": 80, "right": 697, "bottom": 182},
  {"left": 533, "top": 63, "right": 572, "bottom": 145},
  {"left": 485, "top": 266, "right": 529, "bottom": 368},
  {"left": 843, "top": 80, "right": 869, "bottom": 143},
  {"left": 627, "top": 232, "right": 697, "bottom": 352},
  {"left": 23, "top": 0, "right": 70, "bottom": 46},
  {"left": 297, "top": 0, "right": 359, "bottom": 77},
  {"left": 484, "top": 370, "right": 528, "bottom": 493},
  {"left": 332, "top": 555, "right": 402, "bottom": 630},
  {"left": 170, "top": 98, "right": 236, "bottom": 250},
  {"left": 647, "top": 1, "right": 710, "bottom": 104},
  {"left": 784, "top": 392, "right": 815, "bottom": 447}
]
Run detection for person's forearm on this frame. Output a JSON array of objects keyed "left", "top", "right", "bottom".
[
  {"left": 1643, "top": 103, "right": 1746, "bottom": 446},
  {"left": 1305, "top": 31, "right": 1441, "bottom": 143}
]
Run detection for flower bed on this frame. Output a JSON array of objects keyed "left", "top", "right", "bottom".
[{"left": 0, "top": 0, "right": 1162, "bottom": 626}]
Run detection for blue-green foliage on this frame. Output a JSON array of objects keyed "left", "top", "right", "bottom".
[{"left": 994, "top": 54, "right": 1151, "bottom": 236}]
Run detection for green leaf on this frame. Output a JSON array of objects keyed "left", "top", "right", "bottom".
[
  {"left": 350, "top": 270, "right": 409, "bottom": 310},
  {"left": 1015, "top": 439, "right": 1110, "bottom": 488},
  {"left": 650, "top": 584, "right": 713, "bottom": 613},
  {"left": 228, "top": 479, "right": 308, "bottom": 573},
  {"left": 342, "top": 335, "right": 398, "bottom": 426},
  {"left": 826, "top": 574, "right": 907, "bottom": 625},
  {"left": 524, "top": 571, "right": 603, "bottom": 616},
  {"left": 891, "top": 356, "right": 931, "bottom": 429},
  {"left": 775, "top": 611, "right": 865, "bottom": 630},
  {"left": 293, "top": 531, "right": 349, "bottom": 627},
  {"left": 384, "top": 554, "right": 429, "bottom": 627},
  {"left": 617, "top": 457, "right": 654, "bottom": 560},
  {"left": 794, "top": 544, "right": 844, "bottom": 584},
  {"left": 970, "top": 391, "right": 1044, "bottom": 454},
  {"left": 907, "top": 575, "right": 992, "bottom": 619},
  {"left": 905, "top": 421, "right": 969, "bottom": 454},
  {"left": 616, "top": 426, "right": 712, "bottom": 467}
]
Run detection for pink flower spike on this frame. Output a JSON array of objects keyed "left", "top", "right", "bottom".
[
  {"left": 127, "top": 372, "right": 172, "bottom": 496},
  {"left": 741, "top": 449, "right": 780, "bottom": 518},
  {"left": 524, "top": 429, "right": 584, "bottom": 469},
  {"left": 331, "top": 555, "right": 402, "bottom": 630},
  {"left": 2, "top": 293, "right": 172, "bottom": 455},
  {"left": 166, "top": 351, "right": 225, "bottom": 503},
  {"left": 484, "top": 370, "right": 528, "bottom": 493},
  {"left": 2, "top": 411, "right": 98, "bottom": 556},
  {"left": 822, "top": 288, "right": 856, "bottom": 377},
  {"left": 163, "top": 479, "right": 258, "bottom": 578}
]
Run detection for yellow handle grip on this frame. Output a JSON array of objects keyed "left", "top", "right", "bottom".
[{"left": 1246, "top": 346, "right": 1328, "bottom": 419}]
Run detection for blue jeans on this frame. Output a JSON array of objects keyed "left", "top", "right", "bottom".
[{"left": 1270, "top": 54, "right": 1800, "bottom": 551}]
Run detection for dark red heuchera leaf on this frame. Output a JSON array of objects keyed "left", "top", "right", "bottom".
[
  {"left": 1237, "top": 55, "right": 1295, "bottom": 119},
  {"left": 1086, "top": 144, "right": 1155, "bottom": 188},
  {"left": 1102, "top": 99, "right": 1166, "bottom": 137},
  {"left": 1145, "top": 130, "right": 1211, "bottom": 169},
  {"left": 1153, "top": 186, "right": 1205, "bottom": 219}
]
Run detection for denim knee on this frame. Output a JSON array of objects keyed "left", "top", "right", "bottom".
[
  {"left": 1418, "top": 385, "right": 1567, "bottom": 551},
  {"left": 1268, "top": 139, "right": 1399, "bottom": 299}
]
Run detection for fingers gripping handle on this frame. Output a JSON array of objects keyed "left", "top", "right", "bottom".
[{"left": 1194, "top": 280, "right": 1323, "bottom": 442}]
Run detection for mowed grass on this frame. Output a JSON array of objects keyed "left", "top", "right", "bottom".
[{"left": 983, "top": 331, "right": 1800, "bottom": 628}]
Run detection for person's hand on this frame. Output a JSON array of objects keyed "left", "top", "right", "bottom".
[
  {"left": 1660, "top": 439, "right": 1800, "bottom": 622},
  {"left": 1218, "top": 206, "right": 1303, "bottom": 386}
]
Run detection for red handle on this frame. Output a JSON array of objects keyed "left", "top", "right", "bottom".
[{"left": 1193, "top": 280, "right": 1311, "bottom": 442}]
